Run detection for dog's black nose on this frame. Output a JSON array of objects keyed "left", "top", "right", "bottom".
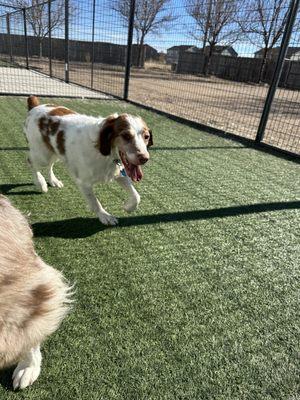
[{"left": 138, "top": 154, "right": 149, "bottom": 164}]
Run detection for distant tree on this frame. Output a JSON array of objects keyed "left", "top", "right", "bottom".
[
  {"left": 237, "top": 0, "right": 291, "bottom": 82},
  {"left": 5, "top": 0, "right": 67, "bottom": 58},
  {"left": 112, "top": 0, "right": 176, "bottom": 67},
  {"left": 186, "top": 0, "right": 240, "bottom": 75}
]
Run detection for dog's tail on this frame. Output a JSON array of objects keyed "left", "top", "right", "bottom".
[{"left": 27, "top": 95, "right": 39, "bottom": 111}]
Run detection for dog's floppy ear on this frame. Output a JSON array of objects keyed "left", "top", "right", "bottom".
[
  {"left": 98, "top": 115, "right": 118, "bottom": 156},
  {"left": 148, "top": 129, "right": 153, "bottom": 147}
]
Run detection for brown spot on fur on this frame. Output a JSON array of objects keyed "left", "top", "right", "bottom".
[
  {"left": 39, "top": 117, "right": 49, "bottom": 148},
  {"left": 27, "top": 95, "right": 39, "bottom": 111},
  {"left": 49, "top": 107, "right": 75, "bottom": 116},
  {"left": 38, "top": 116, "right": 59, "bottom": 152},
  {"left": 115, "top": 114, "right": 131, "bottom": 131},
  {"left": 1, "top": 275, "right": 14, "bottom": 286},
  {"left": 49, "top": 120, "right": 60, "bottom": 135},
  {"left": 56, "top": 130, "right": 65, "bottom": 154},
  {"left": 38, "top": 116, "right": 47, "bottom": 133},
  {"left": 97, "top": 114, "right": 131, "bottom": 156},
  {"left": 38, "top": 117, "right": 50, "bottom": 145},
  {"left": 22, "top": 284, "right": 54, "bottom": 327},
  {"left": 31, "top": 284, "right": 54, "bottom": 303}
]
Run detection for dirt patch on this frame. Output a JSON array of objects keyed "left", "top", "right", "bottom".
[{"left": 2, "top": 56, "right": 300, "bottom": 154}]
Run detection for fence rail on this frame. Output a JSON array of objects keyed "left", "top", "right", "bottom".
[{"left": 0, "top": 0, "right": 299, "bottom": 156}]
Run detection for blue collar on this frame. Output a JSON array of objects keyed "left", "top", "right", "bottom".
[{"left": 114, "top": 159, "right": 127, "bottom": 177}]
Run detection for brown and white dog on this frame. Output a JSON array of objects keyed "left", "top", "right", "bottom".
[
  {"left": 24, "top": 96, "right": 153, "bottom": 225},
  {"left": 0, "top": 196, "right": 71, "bottom": 390}
]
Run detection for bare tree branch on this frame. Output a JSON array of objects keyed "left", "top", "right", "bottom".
[
  {"left": 185, "top": 0, "right": 240, "bottom": 74},
  {"left": 237, "top": 0, "right": 291, "bottom": 81},
  {"left": 112, "top": 0, "right": 176, "bottom": 67},
  {"left": 3, "top": 0, "right": 74, "bottom": 57}
]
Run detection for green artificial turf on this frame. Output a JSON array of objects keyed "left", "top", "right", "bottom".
[{"left": 0, "top": 96, "right": 299, "bottom": 400}]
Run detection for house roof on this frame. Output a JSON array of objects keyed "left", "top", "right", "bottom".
[
  {"left": 132, "top": 44, "right": 158, "bottom": 53},
  {"left": 167, "top": 45, "right": 196, "bottom": 51},
  {"left": 204, "top": 45, "right": 238, "bottom": 56},
  {"left": 167, "top": 44, "right": 238, "bottom": 57},
  {"left": 254, "top": 46, "right": 300, "bottom": 58},
  {"left": 167, "top": 44, "right": 237, "bottom": 56}
]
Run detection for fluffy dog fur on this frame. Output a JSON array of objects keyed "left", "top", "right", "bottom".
[
  {"left": 0, "top": 196, "right": 71, "bottom": 390},
  {"left": 25, "top": 96, "right": 153, "bottom": 225}
]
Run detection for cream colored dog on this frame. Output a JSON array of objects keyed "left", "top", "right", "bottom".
[{"left": 0, "top": 196, "right": 71, "bottom": 390}]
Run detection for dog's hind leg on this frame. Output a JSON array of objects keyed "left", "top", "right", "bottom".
[
  {"left": 115, "top": 175, "right": 140, "bottom": 213},
  {"left": 48, "top": 163, "right": 64, "bottom": 188},
  {"left": 12, "top": 345, "right": 42, "bottom": 390},
  {"left": 78, "top": 183, "right": 118, "bottom": 226},
  {"left": 27, "top": 157, "right": 48, "bottom": 193}
]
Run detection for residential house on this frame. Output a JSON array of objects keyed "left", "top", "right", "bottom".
[
  {"left": 254, "top": 46, "right": 300, "bottom": 60},
  {"left": 167, "top": 44, "right": 237, "bottom": 66},
  {"left": 204, "top": 45, "right": 238, "bottom": 57},
  {"left": 166, "top": 45, "right": 200, "bottom": 64}
]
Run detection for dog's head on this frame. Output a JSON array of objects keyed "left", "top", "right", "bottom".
[{"left": 98, "top": 113, "right": 153, "bottom": 182}]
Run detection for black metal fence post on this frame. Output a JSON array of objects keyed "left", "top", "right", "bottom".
[
  {"left": 22, "top": 8, "right": 29, "bottom": 69},
  {"left": 48, "top": 0, "right": 52, "bottom": 77},
  {"left": 123, "top": 0, "right": 135, "bottom": 100},
  {"left": 91, "top": 0, "right": 96, "bottom": 89},
  {"left": 6, "top": 13, "right": 13, "bottom": 63},
  {"left": 255, "top": 0, "right": 300, "bottom": 143},
  {"left": 65, "top": 0, "right": 69, "bottom": 83}
]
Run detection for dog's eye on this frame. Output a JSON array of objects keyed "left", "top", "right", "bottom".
[
  {"left": 122, "top": 133, "right": 131, "bottom": 141},
  {"left": 144, "top": 134, "right": 150, "bottom": 140}
]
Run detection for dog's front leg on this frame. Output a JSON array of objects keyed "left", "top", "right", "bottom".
[
  {"left": 115, "top": 175, "right": 140, "bottom": 213},
  {"left": 12, "top": 345, "right": 42, "bottom": 390},
  {"left": 78, "top": 183, "right": 118, "bottom": 226}
]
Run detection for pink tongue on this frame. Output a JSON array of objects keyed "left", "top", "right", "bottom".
[
  {"left": 120, "top": 152, "right": 143, "bottom": 182},
  {"left": 133, "top": 165, "right": 143, "bottom": 182},
  {"left": 127, "top": 164, "right": 143, "bottom": 182}
]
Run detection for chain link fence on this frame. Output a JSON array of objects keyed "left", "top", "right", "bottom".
[{"left": 0, "top": 0, "right": 299, "bottom": 156}]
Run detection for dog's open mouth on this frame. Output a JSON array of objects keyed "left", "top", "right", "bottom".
[{"left": 119, "top": 151, "right": 143, "bottom": 182}]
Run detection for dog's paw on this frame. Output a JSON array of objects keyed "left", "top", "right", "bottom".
[
  {"left": 12, "top": 364, "right": 41, "bottom": 390},
  {"left": 98, "top": 211, "right": 118, "bottom": 226},
  {"left": 49, "top": 177, "right": 64, "bottom": 188},
  {"left": 124, "top": 194, "right": 140, "bottom": 213},
  {"left": 36, "top": 182, "right": 48, "bottom": 193},
  {"left": 34, "top": 172, "right": 48, "bottom": 193}
]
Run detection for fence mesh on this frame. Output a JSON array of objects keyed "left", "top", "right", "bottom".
[
  {"left": 48, "top": 0, "right": 65, "bottom": 82},
  {"left": 0, "top": 0, "right": 299, "bottom": 155},
  {"left": 0, "top": 1, "right": 109, "bottom": 98},
  {"left": 262, "top": 6, "right": 300, "bottom": 154},
  {"left": 60, "top": 0, "right": 128, "bottom": 97},
  {"left": 128, "top": 0, "right": 291, "bottom": 146},
  {"left": 0, "top": 9, "right": 26, "bottom": 68}
]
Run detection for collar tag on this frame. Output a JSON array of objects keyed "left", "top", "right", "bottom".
[{"left": 114, "top": 159, "right": 127, "bottom": 177}]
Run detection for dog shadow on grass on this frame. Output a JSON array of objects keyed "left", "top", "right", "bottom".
[
  {"left": 0, "top": 367, "right": 14, "bottom": 391},
  {"left": 0, "top": 147, "right": 28, "bottom": 152},
  {"left": 150, "top": 145, "right": 250, "bottom": 151},
  {"left": 32, "top": 200, "right": 300, "bottom": 239},
  {"left": 0, "top": 183, "right": 41, "bottom": 196}
]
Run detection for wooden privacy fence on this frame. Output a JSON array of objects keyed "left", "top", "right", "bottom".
[
  {"left": 0, "top": 33, "right": 158, "bottom": 67},
  {"left": 176, "top": 51, "right": 300, "bottom": 90}
]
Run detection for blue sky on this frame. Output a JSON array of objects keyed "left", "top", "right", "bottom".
[
  {"left": 1, "top": 0, "right": 297, "bottom": 57},
  {"left": 60, "top": 0, "right": 262, "bottom": 57},
  {"left": 66, "top": 0, "right": 260, "bottom": 57}
]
